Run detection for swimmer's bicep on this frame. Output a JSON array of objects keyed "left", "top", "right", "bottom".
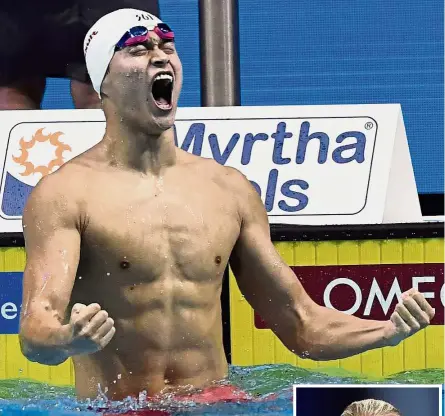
[
  {"left": 21, "top": 178, "right": 81, "bottom": 317},
  {"left": 230, "top": 201, "right": 317, "bottom": 350},
  {"left": 229, "top": 174, "right": 313, "bottom": 325}
]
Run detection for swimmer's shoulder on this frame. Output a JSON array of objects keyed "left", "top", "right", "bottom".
[
  {"left": 177, "top": 151, "right": 262, "bottom": 221},
  {"left": 177, "top": 149, "right": 255, "bottom": 196},
  {"left": 24, "top": 161, "right": 89, "bottom": 221},
  {"left": 195, "top": 156, "right": 258, "bottom": 206},
  {"left": 212, "top": 162, "right": 252, "bottom": 194},
  {"left": 177, "top": 150, "right": 223, "bottom": 176},
  {"left": 212, "top": 163, "right": 266, "bottom": 221},
  {"left": 43, "top": 148, "right": 104, "bottom": 190}
]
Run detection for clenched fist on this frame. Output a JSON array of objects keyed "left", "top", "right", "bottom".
[
  {"left": 62, "top": 303, "right": 116, "bottom": 355},
  {"left": 385, "top": 288, "right": 435, "bottom": 347}
]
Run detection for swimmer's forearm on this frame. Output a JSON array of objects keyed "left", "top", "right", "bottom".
[
  {"left": 19, "top": 320, "right": 71, "bottom": 365},
  {"left": 299, "top": 305, "right": 388, "bottom": 360}
]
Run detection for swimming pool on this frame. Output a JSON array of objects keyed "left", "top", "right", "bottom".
[{"left": 0, "top": 365, "right": 442, "bottom": 415}]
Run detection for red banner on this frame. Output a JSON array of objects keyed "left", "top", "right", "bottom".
[{"left": 254, "top": 263, "right": 444, "bottom": 328}]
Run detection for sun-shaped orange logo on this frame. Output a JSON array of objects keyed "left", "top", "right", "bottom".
[{"left": 13, "top": 128, "right": 72, "bottom": 177}]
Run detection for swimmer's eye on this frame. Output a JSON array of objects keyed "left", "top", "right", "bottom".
[
  {"left": 128, "top": 44, "right": 148, "bottom": 55},
  {"left": 161, "top": 43, "right": 175, "bottom": 54},
  {"left": 128, "top": 42, "right": 174, "bottom": 53}
]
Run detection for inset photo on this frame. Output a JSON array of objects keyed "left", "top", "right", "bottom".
[{"left": 293, "top": 384, "right": 442, "bottom": 416}]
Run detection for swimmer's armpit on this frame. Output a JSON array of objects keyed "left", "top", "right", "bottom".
[
  {"left": 19, "top": 173, "right": 81, "bottom": 365},
  {"left": 228, "top": 168, "right": 431, "bottom": 360}
]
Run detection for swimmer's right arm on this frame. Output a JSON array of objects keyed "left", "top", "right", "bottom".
[{"left": 19, "top": 175, "right": 115, "bottom": 365}]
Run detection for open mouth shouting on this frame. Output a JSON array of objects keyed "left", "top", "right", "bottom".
[{"left": 151, "top": 71, "right": 174, "bottom": 110}]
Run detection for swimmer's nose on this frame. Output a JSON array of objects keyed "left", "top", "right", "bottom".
[{"left": 151, "top": 53, "right": 170, "bottom": 68}]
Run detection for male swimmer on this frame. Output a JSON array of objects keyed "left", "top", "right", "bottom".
[
  {"left": 18, "top": 9, "right": 435, "bottom": 401},
  {"left": 341, "top": 399, "right": 401, "bottom": 416}
]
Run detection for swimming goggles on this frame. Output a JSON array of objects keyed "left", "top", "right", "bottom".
[{"left": 115, "top": 24, "right": 175, "bottom": 51}]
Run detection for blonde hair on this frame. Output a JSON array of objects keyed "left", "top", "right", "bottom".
[{"left": 341, "top": 399, "right": 401, "bottom": 416}]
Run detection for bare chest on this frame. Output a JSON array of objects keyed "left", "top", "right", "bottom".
[{"left": 78, "top": 175, "right": 240, "bottom": 283}]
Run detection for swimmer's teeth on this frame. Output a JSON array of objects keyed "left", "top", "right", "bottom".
[
  {"left": 154, "top": 73, "right": 173, "bottom": 83},
  {"left": 152, "top": 73, "right": 173, "bottom": 107}
]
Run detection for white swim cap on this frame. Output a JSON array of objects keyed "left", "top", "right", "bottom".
[{"left": 83, "top": 8, "right": 163, "bottom": 95}]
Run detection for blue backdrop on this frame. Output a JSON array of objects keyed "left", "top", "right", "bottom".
[{"left": 41, "top": 0, "right": 444, "bottom": 194}]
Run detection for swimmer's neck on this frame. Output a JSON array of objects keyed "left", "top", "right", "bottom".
[{"left": 101, "top": 123, "right": 177, "bottom": 175}]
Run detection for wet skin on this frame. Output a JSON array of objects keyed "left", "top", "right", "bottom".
[
  {"left": 68, "top": 149, "right": 239, "bottom": 398},
  {"left": 19, "top": 26, "right": 434, "bottom": 401}
]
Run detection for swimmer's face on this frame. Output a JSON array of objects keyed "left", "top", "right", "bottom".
[{"left": 102, "top": 29, "right": 182, "bottom": 133}]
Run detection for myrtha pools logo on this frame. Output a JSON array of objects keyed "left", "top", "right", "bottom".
[
  {"left": 12, "top": 128, "right": 71, "bottom": 177},
  {"left": 0, "top": 121, "right": 105, "bottom": 219},
  {"left": 0, "top": 126, "right": 72, "bottom": 218}
]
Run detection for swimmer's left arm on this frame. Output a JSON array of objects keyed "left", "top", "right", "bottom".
[{"left": 228, "top": 169, "right": 434, "bottom": 360}]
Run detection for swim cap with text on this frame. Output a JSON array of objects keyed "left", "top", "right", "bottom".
[{"left": 83, "top": 8, "right": 163, "bottom": 95}]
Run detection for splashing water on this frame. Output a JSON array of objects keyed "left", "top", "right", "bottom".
[{"left": 0, "top": 365, "right": 442, "bottom": 415}]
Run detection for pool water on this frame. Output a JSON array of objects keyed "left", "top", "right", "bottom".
[{"left": 0, "top": 365, "right": 442, "bottom": 415}]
